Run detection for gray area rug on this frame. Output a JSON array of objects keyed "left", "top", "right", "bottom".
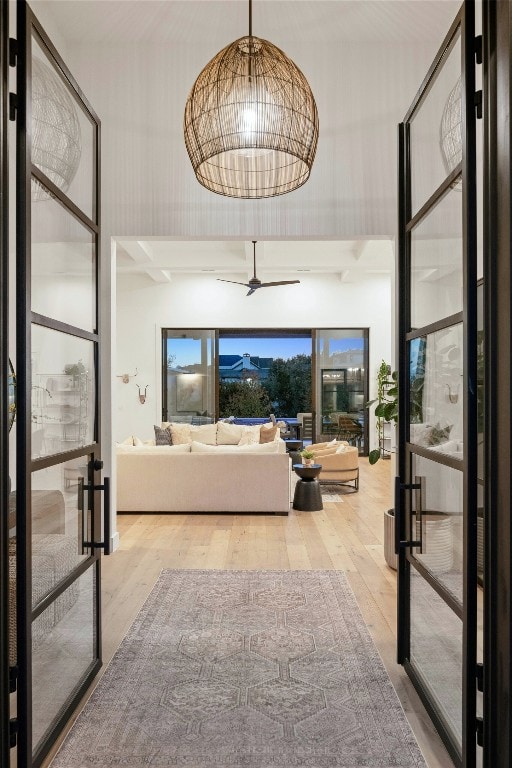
[{"left": 51, "top": 570, "right": 427, "bottom": 768}]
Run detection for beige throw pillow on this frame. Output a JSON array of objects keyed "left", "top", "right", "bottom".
[
  {"left": 237, "top": 425, "right": 261, "bottom": 445},
  {"left": 216, "top": 421, "right": 244, "bottom": 445},
  {"left": 260, "top": 425, "right": 278, "bottom": 443},
  {"left": 190, "top": 423, "right": 217, "bottom": 445},
  {"left": 169, "top": 423, "right": 191, "bottom": 445}
]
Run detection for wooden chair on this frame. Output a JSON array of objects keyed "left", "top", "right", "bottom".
[{"left": 336, "top": 415, "right": 363, "bottom": 447}]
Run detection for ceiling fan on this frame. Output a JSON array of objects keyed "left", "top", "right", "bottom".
[{"left": 217, "top": 241, "right": 301, "bottom": 296}]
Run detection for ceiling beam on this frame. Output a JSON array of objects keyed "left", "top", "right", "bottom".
[
  {"left": 145, "top": 269, "right": 171, "bottom": 283},
  {"left": 122, "top": 240, "right": 154, "bottom": 263}
]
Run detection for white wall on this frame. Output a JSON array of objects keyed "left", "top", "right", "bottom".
[{"left": 115, "top": 262, "right": 393, "bottom": 449}]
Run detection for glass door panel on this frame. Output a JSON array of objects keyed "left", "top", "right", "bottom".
[
  {"left": 410, "top": 31, "right": 461, "bottom": 214},
  {"left": 410, "top": 188, "right": 463, "bottom": 330},
  {"left": 410, "top": 453, "right": 463, "bottom": 602},
  {"left": 31, "top": 180, "right": 96, "bottom": 332},
  {"left": 315, "top": 329, "right": 368, "bottom": 453},
  {"left": 32, "top": 33, "right": 96, "bottom": 221},
  {"left": 409, "top": 324, "right": 463, "bottom": 452},
  {"left": 32, "top": 566, "right": 97, "bottom": 749},
  {"left": 31, "top": 325, "right": 95, "bottom": 459},
  {"left": 31, "top": 459, "right": 91, "bottom": 609},
  {"left": 410, "top": 568, "right": 463, "bottom": 744},
  {"left": 162, "top": 330, "right": 215, "bottom": 423}
]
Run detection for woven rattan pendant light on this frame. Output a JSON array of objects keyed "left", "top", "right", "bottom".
[
  {"left": 32, "top": 56, "right": 81, "bottom": 202},
  {"left": 184, "top": 0, "right": 319, "bottom": 198}
]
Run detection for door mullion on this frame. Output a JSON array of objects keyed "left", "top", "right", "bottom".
[
  {"left": 0, "top": 0, "right": 11, "bottom": 762},
  {"left": 462, "top": 2, "right": 478, "bottom": 766}
]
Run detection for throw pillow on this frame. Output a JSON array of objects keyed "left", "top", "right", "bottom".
[
  {"left": 169, "top": 423, "right": 191, "bottom": 445},
  {"left": 119, "top": 435, "right": 135, "bottom": 445},
  {"left": 216, "top": 420, "right": 244, "bottom": 445},
  {"left": 260, "top": 425, "right": 278, "bottom": 444},
  {"left": 190, "top": 423, "right": 217, "bottom": 445},
  {"left": 237, "top": 425, "right": 261, "bottom": 445},
  {"left": 427, "top": 422, "right": 453, "bottom": 446},
  {"left": 154, "top": 425, "right": 172, "bottom": 445},
  {"left": 335, "top": 444, "right": 347, "bottom": 453},
  {"left": 132, "top": 436, "right": 144, "bottom": 447}
]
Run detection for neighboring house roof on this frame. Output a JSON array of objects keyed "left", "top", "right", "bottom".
[{"left": 219, "top": 355, "right": 243, "bottom": 368}]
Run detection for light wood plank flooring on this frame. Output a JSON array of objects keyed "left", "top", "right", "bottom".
[{"left": 45, "top": 457, "right": 453, "bottom": 768}]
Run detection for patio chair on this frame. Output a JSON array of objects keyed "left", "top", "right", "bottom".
[
  {"left": 336, "top": 415, "right": 363, "bottom": 447},
  {"left": 297, "top": 412, "right": 313, "bottom": 440}
]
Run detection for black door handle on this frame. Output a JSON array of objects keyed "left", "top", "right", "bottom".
[
  {"left": 82, "top": 477, "right": 112, "bottom": 555},
  {"left": 394, "top": 476, "right": 422, "bottom": 553}
]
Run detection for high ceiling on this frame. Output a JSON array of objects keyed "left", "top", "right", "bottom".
[
  {"left": 35, "top": 0, "right": 461, "bottom": 45},
  {"left": 33, "top": 0, "right": 461, "bottom": 278}
]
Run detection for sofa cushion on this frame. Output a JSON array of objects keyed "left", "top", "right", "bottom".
[
  {"left": 190, "top": 440, "right": 279, "bottom": 454},
  {"left": 117, "top": 444, "right": 191, "bottom": 454},
  {"left": 169, "top": 422, "right": 218, "bottom": 445},
  {"left": 237, "top": 425, "right": 261, "bottom": 445},
  {"left": 168, "top": 423, "right": 191, "bottom": 445},
  {"left": 216, "top": 420, "right": 244, "bottom": 444},
  {"left": 191, "top": 423, "right": 217, "bottom": 444},
  {"left": 260, "top": 425, "right": 278, "bottom": 443},
  {"left": 154, "top": 425, "right": 172, "bottom": 445}
]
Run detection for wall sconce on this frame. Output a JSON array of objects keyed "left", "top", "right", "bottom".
[
  {"left": 116, "top": 368, "right": 138, "bottom": 384},
  {"left": 446, "top": 383, "right": 460, "bottom": 404},
  {"left": 137, "top": 384, "right": 149, "bottom": 404}
]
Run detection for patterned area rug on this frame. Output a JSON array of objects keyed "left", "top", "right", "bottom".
[{"left": 51, "top": 570, "right": 426, "bottom": 768}]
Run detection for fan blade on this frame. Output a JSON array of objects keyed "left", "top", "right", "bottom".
[
  {"left": 246, "top": 287, "right": 257, "bottom": 296},
  {"left": 216, "top": 279, "right": 250, "bottom": 287},
  {"left": 258, "top": 280, "right": 301, "bottom": 287}
]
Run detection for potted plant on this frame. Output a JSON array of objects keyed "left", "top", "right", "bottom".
[
  {"left": 366, "top": 361, "right": 398, "bottom": 465},
  {"left": 300, "top": 448, "right": 315, "bottom": 466},
  {"left": 365, "top": 361, "right": 399, "bottom": 567}
]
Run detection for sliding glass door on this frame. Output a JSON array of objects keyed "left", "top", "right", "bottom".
[{"left": 313, "top": 329, "right": 369, "bottom": 453}]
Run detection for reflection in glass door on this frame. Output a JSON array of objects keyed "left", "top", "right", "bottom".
[
  {"left": 397, "top": 3, "right": 479, "bottom": 766},
  {"left": 15, "top": 5, "right": 105, "bottom": 767}
]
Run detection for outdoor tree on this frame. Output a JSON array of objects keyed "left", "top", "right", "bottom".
[
  {"left": 219, "top": 380, "right": 272, "bottom": 418},
  {"left": 264, "top": 354, "right": 312, "bottom": 416}
]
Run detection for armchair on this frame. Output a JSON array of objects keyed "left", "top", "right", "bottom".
[{"left": 308, "top": 441, "right": 359, "bottom": 491}]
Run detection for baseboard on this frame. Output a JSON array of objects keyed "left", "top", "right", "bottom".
[{"left": 110, "top": 531, "right": 120, "bottom": 552}]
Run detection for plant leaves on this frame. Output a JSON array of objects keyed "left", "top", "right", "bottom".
[{"left": 368, "top": 449, "right": 381, "bottom": 465}]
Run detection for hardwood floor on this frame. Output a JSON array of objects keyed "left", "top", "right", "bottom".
[{"left": 45, "top": 457, "right": 453, "bottom": 767}]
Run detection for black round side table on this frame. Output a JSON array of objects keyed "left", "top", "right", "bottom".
[{"left": 292, "top": 464, "right": 323, "bottom": 511}]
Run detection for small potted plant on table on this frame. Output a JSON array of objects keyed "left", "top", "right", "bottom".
[{"left": 300, "top": 448, "right": 315, "bottom": 466}]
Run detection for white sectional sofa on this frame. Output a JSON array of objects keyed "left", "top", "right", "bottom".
[{"left": 116, "top": 420, "right": 291, "bottom": 515}]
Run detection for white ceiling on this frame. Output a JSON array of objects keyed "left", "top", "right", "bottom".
[
  {"left": 32, "top": 0, "right": 461, "bottom": 280},
  {"left": 35, "top": 0, "right": 461, "bottom": 45},
  {"left": 116, "top": 238, "right": 394, "bottom": 284}
]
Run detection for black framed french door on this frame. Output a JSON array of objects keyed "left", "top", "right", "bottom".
[
  {"left": 11, "top": 4, "right": 108, "bottom": 767},
  {"left": 396, "top": 2, "right": 480, "bottom": 767}
]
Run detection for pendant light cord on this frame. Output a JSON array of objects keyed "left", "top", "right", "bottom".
[{"left": 249, "top": 0, "right": 252, "bottom": 37}]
